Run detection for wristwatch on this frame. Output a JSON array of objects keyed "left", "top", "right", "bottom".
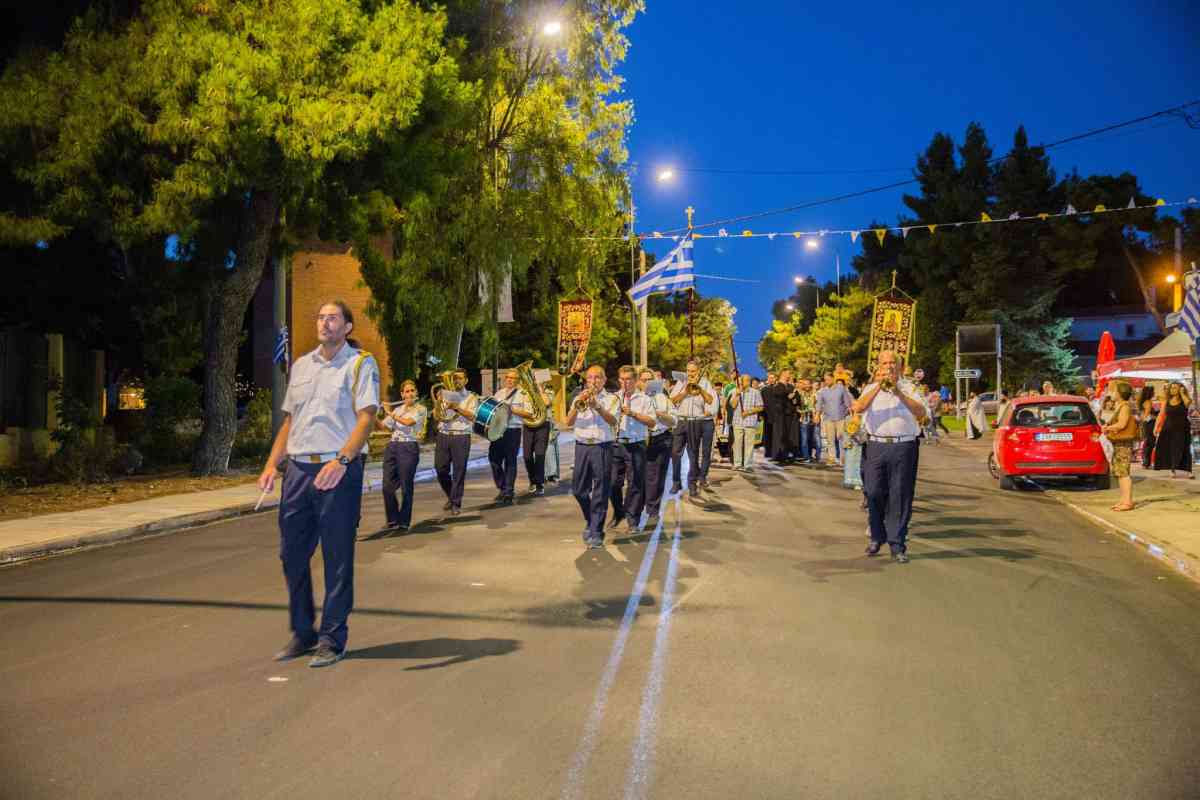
[{"left": 336, "top": 454, "right": 352, "bottom": 466}]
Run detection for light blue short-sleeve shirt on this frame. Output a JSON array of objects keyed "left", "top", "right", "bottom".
[
  {"left": 732, "top": 387, "right": 763, "bottom": 427},
  {"left": 862, "top": 380, "right": 927, "bottom": 438},
  {"left": 383, "top": 403, "right": 427, "bottom": 443},
  {"left": 283, "top": 343, "right": 380, "bottom": 456}
]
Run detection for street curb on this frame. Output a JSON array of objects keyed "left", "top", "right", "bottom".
[
  {"left": 1039, "top": 488, "right": 1198, "bottom": 585},
  {"left": 0, "top": 455, "right": 495, "bottom": 567}
]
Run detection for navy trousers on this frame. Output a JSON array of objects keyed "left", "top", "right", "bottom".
[
  {"left": 670, "top": 426, "right": 687, "bottom": 490},
  {"left": 862, "top": 440, "right": 918, "bottom": 554},
  {"left": 381, "top": 441, "right": 419, "bottom": 527},
  {"left": 686, "top": 419, "right": 715, "bottom": 484},
  {"left": 435, "top": 433, "right": 470, "bottom": 509},
  {"left": 522, "top": 422, "right": 550, "bottom": 487},
  {"left": 610, "top": 440, "right": 646, "bottom": 523},
  {"left": 573, "top": 442, "right": 612, "bottom": 541},
  {"left": 279, "top": 458, "right": 364, "bottom": 652},
  {"left": 644, "top": 432, "right": 672, "bottom": 517},
  {"left": 489, "top": 427, "right": 521, "bottom": 497}
]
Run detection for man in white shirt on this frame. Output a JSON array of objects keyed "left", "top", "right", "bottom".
[
  {"left": 566, "top": 365, "right": 621, "bottom": 548},
  {"left": 436, "top": 369, "right": 480, "bottom": 517},
  {"left": 730, "top": 374, "right": 763, "bottom": 472},
  {"left": 851, "top": 349, "right": 928, "bottom": 563},
  {"left": 258, "top": 300, "right": 379, "bottom": 668},
  {"left": 609, "top": 365, "right": 658, "bottom": 532},
  {"left": 638, "top": 367, "right": 677, "bottom": 529},
  {"left": 486, "top": 368, "right": 531, "bottom": 506},
  {"left": 670, "top": 359, "right": 716, "bottom": 498}
]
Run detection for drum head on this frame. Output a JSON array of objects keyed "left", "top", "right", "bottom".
[{"left": 485, "top": 403, "right": 511, "bottom": 441}]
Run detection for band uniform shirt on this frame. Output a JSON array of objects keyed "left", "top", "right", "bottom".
[
  {"left": 491, "top": 386, "right": 528, "bottom": 430},
  {"left": 815, "top": 383, "right": 852, "bottom": 422},
  {"left": 861, "top": 380, "right": 927, "bottom": 438},
  {"left": 438, "top": 390, "right": 480, "bottom": 435},
  {"left": 571, "top": 389, "right": 620, "bottom": 444},
  {"left": 732, "top": 387, "right": 763, "bottom": 427},
  {"left": 282, "top": 343, "right": 380, "bottom": 457},
  {"left": 647, "top": 392, "right": 675, "bottom": 436},
  {"left": 671, "top": 377, "right": 715, "bottom": 419},
  {"left": 615, "top": 389, "right": 654, "bottom": 443},
  {"left": 382, "top": 403, "right": 428, "bottom": 443}
]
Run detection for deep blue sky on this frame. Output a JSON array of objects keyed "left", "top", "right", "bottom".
[{"left": 620, "top": 0, "right": 1200, "bottom": 375}]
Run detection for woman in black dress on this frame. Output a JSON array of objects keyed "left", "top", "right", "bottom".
[
  {"left": 1153, "top": 381, "right": 1193, "bottom": 478},
  {"left": 1138, "top": 385, "right": 1157, "bottom": 468}
]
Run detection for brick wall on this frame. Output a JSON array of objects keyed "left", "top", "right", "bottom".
[{"left": 290, "top": 238, "right": 394, "bottom": 398}]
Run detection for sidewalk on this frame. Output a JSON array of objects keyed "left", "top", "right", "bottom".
[
  {"left": 940, "top": 430, "right": 1200, "bottom": 582},
  {"left": 0, "top": 435, "right": 532, "bottom": 565}
]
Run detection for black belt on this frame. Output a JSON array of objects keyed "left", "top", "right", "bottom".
[
  {"left": 617, "top": 438, "right": 646, "bottom": 445},
  {"left": 576, "top": 440, "right": 612, "bottom": 446}
]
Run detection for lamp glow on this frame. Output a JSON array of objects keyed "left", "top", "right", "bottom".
[
  {"left": 804, "top": 239, "right": 819, "bottom": 250},
  {"left": 541, "top": 20, "right": 563, "bottom": 36},
  {"left": 656, "top": 168, "right": 675, "bottom": 182}
]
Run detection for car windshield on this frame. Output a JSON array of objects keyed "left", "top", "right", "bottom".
[{"left": 1009, "top": 402, "right": 1095, "bottom": 428}]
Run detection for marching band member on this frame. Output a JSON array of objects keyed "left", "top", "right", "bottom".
[
  {"left": 670, "top": 359, "right": 716, "bottom": 498},
  {"left": 639, "top": 367, "right": 676, "bottom": 529},
  {"left": 566, "top": 365, "right": 621, "bottom": 548},
  {"left": 436, "top": 369, "right": 479, "bottom": 517},
  {"left": 609, "top": 365, "right": 657, "bottom": 532},
  {"left": 376, "top": 379, "right": 426, "bottom": 532},
  {"left": 523, "top": 379, "right": 555, "bottom": 496},
  {"left": 487, "top": 368, "right": 530, "bottom": 506}
]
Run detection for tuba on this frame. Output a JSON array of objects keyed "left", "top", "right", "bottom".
[
  {"left": 514, "top": 361, "right": 548, "bottom": 427},
  {"left": 431, "top": 369, "right": 457, "bottom": 421}
]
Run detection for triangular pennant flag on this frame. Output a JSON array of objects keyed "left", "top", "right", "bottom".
[
  {"left": 980, "top": 212, "right": 992, "bottom": 223},
  {"left": 954, "top": 222, "right": 963, "bottom": 228},
  {"left": 1126, "top": 198, "right": 1136, "bottom": 209},
  {"left": 927, "top": 224, "right": 937, "bottom": 235},
  {"left": 693, "top": 233, "right": 705, "bottom": 239},
  {"left": 742, "top": 230, "right": 753, "bottom": 237},
  {"left": 792, "top": 232, "right": 802, "bottom": 239},
  {"left": 1008, "top": 212, "right": 1020, "bottom": 220},
  {"left": 1065, "top": 204, "right": 1077, "bottom": 215},
  {"left": 1037, "top": 213, "right": 1049, "bottom": 220},
  {"left": 653, "top": 231, "right": 662, "bottom": 238},
  {"left": 718, "top": 228, "right": 728, "bottom": 237},
  {"left": 874, "top": 228, "right": 887, "bottom": 245},
  {"left": 768, "top": 233, "right": 776, "bottom": 240},
  {"left": 1155, "top": 198, "right": 1166, "bottom": 206},
  {"left": 851, "top": 231, "right": 860, "bottom": 243},
  {"left": 901, "top": 227, "right": 910, "bottom": 239},
  {"left": 671, "top": 236, "right": 679, "bottom": 242},
  {"left": 820, "top": 229, "right": 828, "bottom": 237},
  {"left": 1093, "top": 204, "right": 1106, "bottom": 213}
]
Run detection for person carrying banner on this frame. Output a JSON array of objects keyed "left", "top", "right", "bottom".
[{"left": 258, "top": 300, "right": 379, "bottom": 668}]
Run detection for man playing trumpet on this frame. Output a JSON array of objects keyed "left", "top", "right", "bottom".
[
  {"left": 566, "top": 365, "right": 621, "bottom": 548},
  {"left": 670, "top": 359, "right": 716, "bottom": 498}
]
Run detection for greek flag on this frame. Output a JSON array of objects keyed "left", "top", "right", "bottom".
[
  {"left": 628, "top": 237, "right": 695, "bottom": 306},
  {"left": 273, "top": 325, "right": 289, "bottom": 366},
  {"left": 1179, "top": 272, "right": 1200, "bottom": 340}
]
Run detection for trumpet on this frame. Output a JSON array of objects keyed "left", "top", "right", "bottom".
[{"left": 573, "top": 386, "right": 598, "bottom": 411}]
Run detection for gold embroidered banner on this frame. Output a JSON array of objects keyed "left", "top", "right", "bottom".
[
  {"left": 557, "top": 297, "right": 594, "bottom": 374},
  {"left": 867, "top": 296, "right": 916, "bottom": 368}
]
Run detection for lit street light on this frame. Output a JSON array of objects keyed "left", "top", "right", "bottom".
[
  {"left": 541, "top": 20, "right": 563, "bottom": 36},
  {"left": 656, "top": 168, "right": 675, "bottom": 183},
  {"left": 804, "top": 238, "right": 819, "bottom": 250}
]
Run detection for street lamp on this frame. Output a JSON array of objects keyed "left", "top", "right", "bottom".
[
  {"left": 541, "top": 20, "right": 563, "bottom": 37},
  {"left": 656, "top": 167, "right": 675, "bottom": 183},
  {"left": 794, "top": 275, "right": 820, "bottom": 306},
  {"left": 1165, "top": 272, "right": 1183, "bottom": 312}
]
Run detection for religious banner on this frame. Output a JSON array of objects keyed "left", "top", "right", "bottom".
[
  {"left": 867, "top": 295, "right": 916, "bottom": 368},
  {"left": 557, "top": 297, "right": 594, "bottom": 374}
]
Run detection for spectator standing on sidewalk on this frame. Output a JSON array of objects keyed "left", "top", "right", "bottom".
[
  {"left": 258, "top": 300, "right": 380, "bottom": 668},
  {"left": 1153, "top": 381, "right": 1194, "bottom": 478},
  {"left": 1102, "top": 381, "right": 1139, "bottom": 511},
  {"left": 730, "top": 373, "right": 764, "bottom": 472},
  {"left": 1138, "top": 385, "right": 1158, "bottom": 469},
  {"left": 816, "top": 371, "right": 852, "bottom": 465}
]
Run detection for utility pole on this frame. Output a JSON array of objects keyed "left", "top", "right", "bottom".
[
  {"left": 638, "top": 250, "right": 648, "bottom": 368},
  {"left": 686, "top": 205, "right": 695, "bottom": 359}
]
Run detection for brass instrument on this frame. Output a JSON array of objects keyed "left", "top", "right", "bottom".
[
  {"left": 550, "top": 373, "right": 570, "bottom": 427},
  {"left": 431, "top": 369, "right": 456, "bottom": 420},
  {"left": 514, "top": 361, "right": 548, "bottom": 428}
]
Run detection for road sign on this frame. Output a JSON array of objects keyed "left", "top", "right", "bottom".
[{"left": 954, "top": 368, "right": 982, "bottom": 379}]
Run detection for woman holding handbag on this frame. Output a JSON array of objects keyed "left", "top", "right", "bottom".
[{"left": 1102, "top": 382, "right": 1139, "bottom": 511}]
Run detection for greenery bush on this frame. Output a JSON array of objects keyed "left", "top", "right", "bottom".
[
  {"left": 140, "top": 375, "right": 201, "bottom": 466},
  {"left": 232, "top": 388, "right": 273, "bottom": 463}
]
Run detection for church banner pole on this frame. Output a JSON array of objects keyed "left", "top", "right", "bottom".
[{"left": 686, "top": 205, "right": 695, "bottom": 358}]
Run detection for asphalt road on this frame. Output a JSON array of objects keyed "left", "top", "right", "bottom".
[{"left": 2, "top": 441, "right": 1198, "bottom": 800}]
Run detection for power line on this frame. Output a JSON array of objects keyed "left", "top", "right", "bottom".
[
  {"left": 656, "top": 99, "right": 1200, "bottom": 235},
  {"left": 679, "top": 166, "right": 911, "bottom": 177}
]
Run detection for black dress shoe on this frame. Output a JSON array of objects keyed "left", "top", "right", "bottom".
[
  {"left": 608, "top": 515, "right": 625, "bottom": 529},
  {"left": 688, "top": 486, "right": 700, "bottom": 499},
  {"left": 442, "top": 500, "right": 454, "bottom": 511},
  {"left": 534, "top": 486, "right": 545, "bottom": 496},
  {"left": 891, "top": 552, "right": 910, "bottom": 564},
  {"left": 449, "top": 506, "right": 461, "bottom": 517},
  {"left": 274, "top": 636, "right": 318, "bottom": 662},
  {"left": 494, "top": 491, "right": 507, "bottom": 501},
  {"left": 497, "top": 495, "right": 514, "bottom": 507},
  {"left": 864, "top": 542, "right": 882, "bottom": 556}
]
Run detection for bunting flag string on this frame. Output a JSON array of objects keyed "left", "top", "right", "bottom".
[{"left": 574, "top": 196, "right": 1195, "bottom": 243}]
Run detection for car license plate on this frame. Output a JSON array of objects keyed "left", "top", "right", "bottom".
[{"left": 1036, "top": 432, "right": 1072, "bottom": 442}]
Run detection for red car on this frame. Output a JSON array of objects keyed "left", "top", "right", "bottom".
[{"left": 992, "top": 394, "right": 1110, "bottom": 490}]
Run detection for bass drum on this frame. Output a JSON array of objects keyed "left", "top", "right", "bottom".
[{"left": 473, "top": 397, "right": 511, "bottom": 442}]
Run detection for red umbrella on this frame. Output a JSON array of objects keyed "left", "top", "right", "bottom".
[{"left": 1096, "top": 330, "right": 1116, "bottom": 395}]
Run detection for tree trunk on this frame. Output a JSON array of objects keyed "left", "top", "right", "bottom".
[{"left": 192, "top": 189, "right": 280, "bottom": 475}]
